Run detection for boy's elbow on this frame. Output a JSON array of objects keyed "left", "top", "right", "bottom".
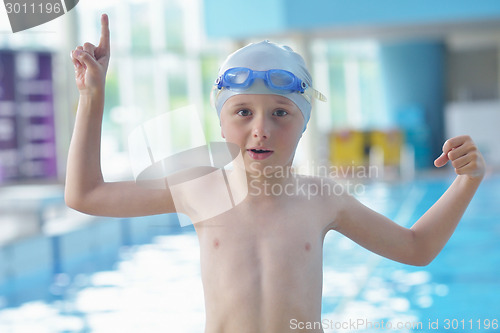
[
  {"left": 64, "top": 188, "right": 91, "bottom": 214},
  {"left": 407, "top": 245, "right": 436, "bottom": 266},
  {"left": 408, "top": 256, "right": 433, "bottom": 267},
  {"left": 403, "top": 233, "right": 435, "bottom": 266},
  {"left": 65, "top": 191, "right": 81, "bottom": 212}
]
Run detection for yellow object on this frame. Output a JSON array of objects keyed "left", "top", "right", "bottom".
[
  {"left": 329, "top": 130, "right": 365, "bottom": 167},
  {"left": 370, "top": 130, "right": 403, "bottom": 166}
]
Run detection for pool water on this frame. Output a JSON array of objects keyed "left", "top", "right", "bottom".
[
  {"left": 1, "top": 174, "right": 499, "bottom": 332},
  {"left": 321, "top": 175, "right": 500, "bottom": 332}
]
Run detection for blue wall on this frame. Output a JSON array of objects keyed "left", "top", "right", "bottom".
[
  {"left": 204, "top": 0, "right": 287, "bottom": 38},
  {"left": 379, "top": 40, "right": 446, "bottom": 167},
  {"left": 204, "top": 0, "right": 500, "bottom": 39}
]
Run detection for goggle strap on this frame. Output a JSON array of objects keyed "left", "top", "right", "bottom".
[
  {"left": 210, "top": 85, "right": 222, "bottom": 109},
  {"left": 313, "top": 89, "right": 327, "bottom": 102},
  {"left": 303, "top": 87, "right": 327, "bottom": 103}
]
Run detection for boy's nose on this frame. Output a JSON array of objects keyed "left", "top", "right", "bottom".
[{"left": 252, "top": 117, "right": 270, "bottom": 140}]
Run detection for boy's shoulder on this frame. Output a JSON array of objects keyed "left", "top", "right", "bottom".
[{"left": 285, "top": 174, "right": 348, "bottom": 230}]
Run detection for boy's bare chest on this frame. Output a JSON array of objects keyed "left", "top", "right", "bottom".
[
  {"left": 195, "top": 202, "right": 326, "bottom": 318},
  {"left": 195, "top": 200, "right": 326, "bottom": 263}
]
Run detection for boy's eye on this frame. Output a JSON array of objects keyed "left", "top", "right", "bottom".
[
  {"left": 273, "top": 109, "right": 288, "bottom": 117},
  {"left": 237, "top": 109, "right": 252, "bottom": 116}
]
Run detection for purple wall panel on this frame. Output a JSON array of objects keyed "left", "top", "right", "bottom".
[
  {"left": 0, "top": 50, "right": 57, "bottom": 183},
  {"left": 0, "top": 51, "right": 19, "bottom": 181}
]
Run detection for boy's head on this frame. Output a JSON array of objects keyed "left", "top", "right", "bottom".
[{"left": 212, "top": 40, "right": 325, "bottom": 133}]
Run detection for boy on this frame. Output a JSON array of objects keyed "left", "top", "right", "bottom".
[{"left": 67, "top": 14, "right": 485, "bottom": 333}]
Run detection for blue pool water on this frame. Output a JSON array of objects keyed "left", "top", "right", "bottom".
[
  {"left": 321, "top": 174, "right": 500, "bottom": 332},
  {"left": 1, "top": 174, "right": 499, "bottom": 332}
]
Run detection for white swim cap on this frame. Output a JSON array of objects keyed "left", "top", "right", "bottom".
[{"left": 213, "top": 40, "right": 319, "bottom": 132}]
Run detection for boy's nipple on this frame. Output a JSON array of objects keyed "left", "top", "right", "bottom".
[{"left": 213, "top": 238, "right": 220, "bottom": 249}]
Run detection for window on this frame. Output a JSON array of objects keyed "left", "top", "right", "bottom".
[
  {"left": 315, "top": 40, "right": 387, "bottom": 131},
  {"left": 76, "top": 0, "right": 232, "bottom": 180}
]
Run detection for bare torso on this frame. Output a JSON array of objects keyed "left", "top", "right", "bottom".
[{"left": 192, "top": 176, "right": 337, "bottom": 333}]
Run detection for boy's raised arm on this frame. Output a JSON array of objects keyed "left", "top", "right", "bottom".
[
  {"left": 65, "top": 14, "right": 176, "bottom": 217},
  {"left": 408, "top": 135, "right": 485, "bottom": 264},
  {"left": 334, "top": 135, "right": 485, "bottom": 266}
]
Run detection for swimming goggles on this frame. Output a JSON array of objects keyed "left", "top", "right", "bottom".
[{"left": 214, "top": 67, "right": 327, "bottom": 103}]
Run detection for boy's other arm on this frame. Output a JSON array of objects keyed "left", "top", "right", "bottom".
[
  {"left": 333, "top": 135, "right": 485, "bottom": 266},
  {"left": 65, "top": 14, "right": 176, "bottom": 217}
]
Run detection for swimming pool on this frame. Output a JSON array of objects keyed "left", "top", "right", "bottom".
[
  {"left": 321, "top": 174, "right": 500, "bottom": 332},
  {"left": 0, "top": 173, "right": 499, "bottom": 332}
]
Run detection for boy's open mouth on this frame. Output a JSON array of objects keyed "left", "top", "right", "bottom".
[
  {"left": 247, "top": 148, "right": 274, "bottom": 160},
  {"left": 249, "top": 149, "right": 272, "bottom": 153}
]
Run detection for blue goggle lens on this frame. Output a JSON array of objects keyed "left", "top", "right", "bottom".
[
  {"left": 269, "top": 70, "right": 294, "bottom": 87},
  {"left": 226, "top": 68, "right": 251, "bottom": 85},
  {"left": 217, "top": 67, "right": 305, "bottom": 93}
]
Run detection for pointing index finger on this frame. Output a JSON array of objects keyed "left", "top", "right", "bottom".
[{"left": 98, "top": 14, "right": 110, "bottom": 52}]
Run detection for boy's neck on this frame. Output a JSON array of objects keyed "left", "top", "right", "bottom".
[{"left": 228, "top": 164, "right": 299, "bottom": 201}]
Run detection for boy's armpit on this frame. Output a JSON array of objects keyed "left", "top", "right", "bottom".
[
  {"left": 313, "top": 177, "right": 349, "bottom": 232},
  {"left": 136, "top": 165, "right": 248, "bottom": 226},
  {"left": 169, "top": 168, "right": 246, "bottom": 225}
]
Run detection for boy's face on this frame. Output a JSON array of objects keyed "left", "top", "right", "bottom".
[{"left": 220, "top": 94, "right": 304, "bottom": 176}]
